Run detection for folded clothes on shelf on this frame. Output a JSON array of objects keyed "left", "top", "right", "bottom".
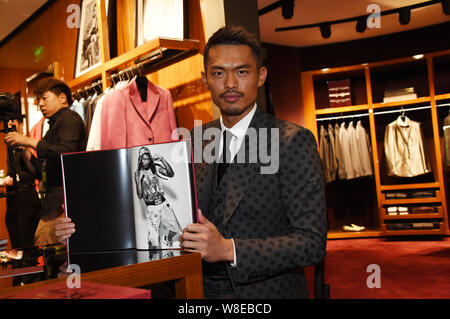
[
  {"left": 384, "top": 190, "right": 436, "bottom": 199},
  {"left": 409, "top": 191, "right": 436, "bottom": 198},
  {"left": 385, "top": 192, "right": 408, "bottom": 199},
  {"left": 410, "top": 206, "right": 437, "bottom": 214},
  {"left": 386, "top": 206, "right": 409, "bottom": 215},
  {"left": 386, "top": 221, "right": 440, "bottom": 230}
]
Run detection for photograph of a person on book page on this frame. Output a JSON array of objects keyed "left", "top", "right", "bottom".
[{"left": 133, "top": 146, "right": 182, "bottom": 249}]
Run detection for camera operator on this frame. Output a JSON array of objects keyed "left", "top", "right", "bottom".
[
  {"left": 1, "top": 118, "right": 41, "bottom": 250},
  {"left": 4, "top": 77, "right": 87, "bottom": 246}
]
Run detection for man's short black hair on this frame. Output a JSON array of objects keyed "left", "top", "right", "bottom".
[
  {"left": 34, "top": 77, "right": 72, "bottom": 106},
  {"left": 203, "top": 25, "right": 262, "bottom": 69}
]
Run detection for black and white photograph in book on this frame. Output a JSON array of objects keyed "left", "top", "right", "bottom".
[
  {"left": 75, "top": 0, "right": 101, "bottom": 77},
  {"left": 130, "top": 141, "right": 197, "bottom": 250},
  {"left": 61, "top": 140, "right": 197, "bottom": 254},
  {"left": 131, "top": 143, "right": 194, "bottom": 250}
]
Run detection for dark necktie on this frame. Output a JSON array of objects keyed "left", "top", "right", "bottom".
[{"left": 217, "top": 129, "right": 233, "bottom": 185}]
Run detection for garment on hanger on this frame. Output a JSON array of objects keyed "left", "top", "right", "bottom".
[
  {"left": 319, "top": 119, "right": 373, "bottom": 182},
  {"left": 347, "top": 121, "right": 365, "bottom": 178},
  {"left": 443, "top": 111, "right": 450, "bottom": 167},
  {"left": 384, "top": 115, "right": 431, "bottom": 177},
  {"left": 327, "top": 124, "right": 338, "bottom": 180},
  {"left": 355, "top": 120, "right": 373, "bottom": 177},
  {"left": 334, "top": 122, "right": 346, "bottom": 180},
  {"left": 319, "top": 124, "right": 336, "bottom": 183},
  {"left": 100, "top": 77, "right": 178, "bottom": 150},
  {"left": 338, "top": 121, "right": 356, "bottom": 179}
]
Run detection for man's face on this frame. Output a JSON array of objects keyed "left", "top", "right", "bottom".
[
  {"left": 141, "top": 154, "right": 151, "bottom": 170},
  {"left": 37, "top": 91, "right": 67, "bottom": 118},
  {"left": 202, "top": 44, "right": 267, "bottom": 124}
]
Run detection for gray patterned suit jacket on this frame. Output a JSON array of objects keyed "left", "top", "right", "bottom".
[{"left": 192, "top": 107, "right": 327, "bottom": 298}]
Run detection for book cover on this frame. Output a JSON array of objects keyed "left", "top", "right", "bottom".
[{"left": 61, "top": 140, "right": 197, "bottom": 254}]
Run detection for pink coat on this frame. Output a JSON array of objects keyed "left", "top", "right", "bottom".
[{"left": 100, "top": 79, "right": 178, "bottom": 150}]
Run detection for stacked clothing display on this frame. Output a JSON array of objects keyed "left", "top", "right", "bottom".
[
  {"left": 319, "top": 120, "right": 373, "bottom": 183},
  {"left": 70, "top": 76, "right": 178, "bottom": 151},
  {"left": 384, "top": 115, "right": 431, "bottom": 177}
]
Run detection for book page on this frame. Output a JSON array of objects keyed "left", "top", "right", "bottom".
[
  {"left": 130, "top": 140, "right": 195, "bottom": 250},
  {"left": 62, "top": 149, "right": 136, "bottom": 254}
]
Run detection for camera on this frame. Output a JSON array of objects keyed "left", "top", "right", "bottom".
[
  {"left": 0, "top": 92, "right": 25, "bottom": 197},
  {"left": 0, "top": 92, "right": 23, "bottom": 132}
]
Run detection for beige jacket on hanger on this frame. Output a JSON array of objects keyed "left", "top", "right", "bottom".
[
  {"left": 339, "top": 122, "right": 356, "bottom": 179},
  {"left": 347, "top": 121, "right": 365, "bottom": 178},
  {"left": 355, "top": 120, "right": 373, "bottom": 177},
  {"left": 334, "top": 122, "right": 346, "bottom": 180},
  {"left": 384, "top": 116, "right": 431, "bottom": 177}
]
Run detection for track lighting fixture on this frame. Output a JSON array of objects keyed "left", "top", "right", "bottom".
[
  {"left": 275, "top": 0, "right": 445, "bottom": 38},
  {"left": 320, "top": 23, "right": 331, "bottom": 39},
  {"left": 356, "top": 16, "right": 367, "bottom": 33},
  {"left": 398, "top": 7, "right": 411, "bottom": 25},
  {"left": 443, "top": 0, "right": 450, "bottom": 15},
  {"left": 281, "top": 0, "right": 294, "bottom": 19}
]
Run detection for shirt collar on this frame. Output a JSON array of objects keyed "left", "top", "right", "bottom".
[
  {"left": 219, "top": 104, "right": 257, "bottom": 140},
  {"left": 48, "top": 107, "right": 68, "bottom": 126}
]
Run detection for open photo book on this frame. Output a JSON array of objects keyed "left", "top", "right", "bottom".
[{"left": 61, "top": 140, "right": 197, "bottom": 254}]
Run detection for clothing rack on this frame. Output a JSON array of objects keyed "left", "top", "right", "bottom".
[
  {"left": 72, "top": 79, "right": 103, "bottom": 100},
  {"left": 108, "top": 46, "right": 164, "bottom": 84},
  {"left": 316, "top": 112, "right": 369, "bottom": 122},
  {"left": 316, "top": 102, "right": 450, "bottom": 122},
  {"left": 109, "top": 62, "right": 144, "bottom": 84}
]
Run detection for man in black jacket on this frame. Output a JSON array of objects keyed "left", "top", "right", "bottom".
[{"left": 5, "top": 77, "right": 87, "bottom": 245}]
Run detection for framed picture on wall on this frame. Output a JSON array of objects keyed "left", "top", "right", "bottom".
[
  {"left": 74, "top": 0, "right": 102, "bottom": 78},
  {"left": 135, "top": 0, "right": 189, "bottom": 47}
]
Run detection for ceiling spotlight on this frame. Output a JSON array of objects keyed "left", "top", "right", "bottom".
[
  {"left": 413, "top": 54, "right": 424, "bottom": 60},
  {"left": 320, "top": 23, "right": 331, "bottom": 39},
  {"left": 356, "top": 16, "right": 367, "bottom": 33},
  {"left": 398, "top": 7, "right": 411, "bottom": 25},
  {"left": 443, "top": 0, "right": 450, "bottom": 15},
  {"left": 281, "top": 0, "right": 294, "bottom": 19}
]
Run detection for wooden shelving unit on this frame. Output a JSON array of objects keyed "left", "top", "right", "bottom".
[
  {"left": 66, "top": 0, "right": 200, "bottom": 92},
  {"left": 302, "top": 49, "right": 450, "bottom": 239}
]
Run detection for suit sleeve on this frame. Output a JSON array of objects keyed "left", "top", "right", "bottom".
[{"left": 230, "top": 128, "right": 327, "bottom": 284}]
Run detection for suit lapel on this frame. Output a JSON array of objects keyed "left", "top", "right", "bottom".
[
  {"left": 128, "top": 79, "right": 160, "bottom": 128},
  {"left": 221, "top": 108, "right": 265, "bottom": 226},
  {"left": 194, "top": 122, "right": 219, "bottom": 218}
]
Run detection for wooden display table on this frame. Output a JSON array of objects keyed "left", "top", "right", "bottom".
[{"left": 0, "top": 250, "right": 203, "bottom": 299}]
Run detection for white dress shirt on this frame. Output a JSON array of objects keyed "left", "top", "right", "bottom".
[
  {"left": 218, "top": 103, "right": 257, "bottom": 268},
  {"left": 219, "top": 104, "right": 257, "bottom": 161}
]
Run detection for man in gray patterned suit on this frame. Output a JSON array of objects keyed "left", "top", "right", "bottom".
[
  {"left": 179, "top": 25, "right": 327, "bottom": 298},
  {"left": 54, "top": 25, "right": 326, "bottom": 299}
]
